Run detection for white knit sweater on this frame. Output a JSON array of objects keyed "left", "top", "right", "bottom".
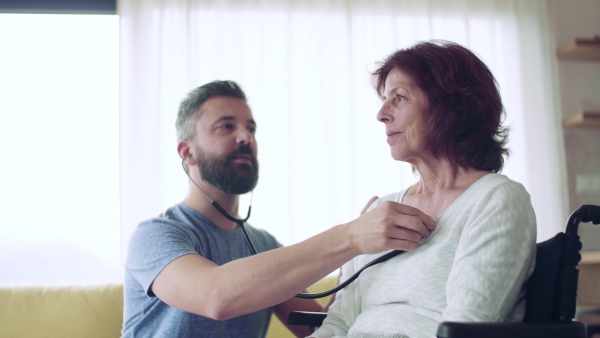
[{"left": 311, "top": 174, "right": 537, "bottom": 338}]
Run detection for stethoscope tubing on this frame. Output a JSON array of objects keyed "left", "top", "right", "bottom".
[{"left": 182, "top": 157, "right": 403, "bottom": 299}]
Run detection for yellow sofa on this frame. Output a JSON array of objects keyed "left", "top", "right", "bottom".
[{"left": 0, "top": 276, "right": 336, "bottom": 338}]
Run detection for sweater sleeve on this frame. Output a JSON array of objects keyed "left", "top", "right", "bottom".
[
  {"left": 309, "top": 259, "right": 360, "bottom": 337},
  {"left": 442, "top": 180, "right": 537, "bottom": 322}
]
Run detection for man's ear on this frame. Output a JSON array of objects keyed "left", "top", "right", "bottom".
[{"left": 177, "top": 141, "right": 195, "bottom": 165}]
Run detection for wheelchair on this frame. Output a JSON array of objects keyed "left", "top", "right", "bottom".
[{"left": 289, "top": 204, "right": 600, "bottom": 338}]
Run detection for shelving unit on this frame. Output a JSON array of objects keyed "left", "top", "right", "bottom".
[
  {"left": 582, "top": 250, "right": 600, "bottom": 265},
  {"left": 563, "top": 111, "right": 600, "bottom": 128},
  {"left": 579, "top": 250, "right": 600, "bottom": 306},
  {"left": 557, "top": 37, "right": 600, "bottom": 128},
  {"left": 557, "top": 36, "right": 600, "bottom": 60}
]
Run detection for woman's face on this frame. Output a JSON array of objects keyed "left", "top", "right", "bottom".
[{"left": 377, "top": 67, "right": 431, "bottom": 163}]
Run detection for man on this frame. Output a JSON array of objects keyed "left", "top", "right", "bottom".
[{"left": 121, "top": 80, "right": 436, "bottom": 337}]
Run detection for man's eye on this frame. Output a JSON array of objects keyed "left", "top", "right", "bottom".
[
  {"left": 248, "top": 127, "right": 256, "bottom": 134},
  {"left": 219, "top": 124, "right": 234, "bottom": 130},
  {"left": 396, "top": 94, "right": 405, "bottom": 101}
]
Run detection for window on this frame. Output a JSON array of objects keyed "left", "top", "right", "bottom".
[{"left": 0, "top": 14, "right": 120, "bottom": 285}]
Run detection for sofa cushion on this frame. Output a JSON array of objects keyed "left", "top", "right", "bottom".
[
  {"left": 0, "top": 284, "right": 123, "bottom": 338},
  {"left": 0, "top": 276, "right": 337, "bottom": 338}
]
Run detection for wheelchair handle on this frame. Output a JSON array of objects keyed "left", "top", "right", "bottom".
[
  {"left": 565, "top": 204, "right": 600, "bottom": 236},
  {"left": 579, "top": 204, "right": 600, "bottom": 225}
]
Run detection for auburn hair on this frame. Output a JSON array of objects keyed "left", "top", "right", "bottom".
[{"left": 372, "top": 40, "right": 509, "bottom": 172}]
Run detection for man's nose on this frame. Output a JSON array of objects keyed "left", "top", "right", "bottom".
[{"left": 236, "top": 128, "right": 254, "bottom": 144}]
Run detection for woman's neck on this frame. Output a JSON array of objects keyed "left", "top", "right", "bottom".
[{"left": 406, "top": 162, "right": 490, "bottom": 218}]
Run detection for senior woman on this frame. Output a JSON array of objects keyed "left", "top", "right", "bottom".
[{"left": 309, "top": 40, "right": 537, "bottom": 338}]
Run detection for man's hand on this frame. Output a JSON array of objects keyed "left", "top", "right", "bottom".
[{"left": 348, "top": 201, "right": 436, "bottom": 254}]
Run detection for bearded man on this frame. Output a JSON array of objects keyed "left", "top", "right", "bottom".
[{"left": 122, "top": 81, "right": 436, "bottom": 338}]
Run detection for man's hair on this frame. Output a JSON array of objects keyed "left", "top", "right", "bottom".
[
  {"left": 176, "top": 80, "right": 247, "bottom": 142},
  {"left": 371, "top": 40, "right": 509, "bottom": 173}
]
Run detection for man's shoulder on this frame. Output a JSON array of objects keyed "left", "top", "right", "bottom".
[
  {"left": 137, "top": 203, "right": 210, "bottom": 229},
  {"left": 242, "top": 223, "right": 283, "bottom": 249},
  {"left": 131, "top": 204, "right": 201, "bottom": 241}
]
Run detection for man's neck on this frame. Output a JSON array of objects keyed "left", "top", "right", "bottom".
[{"left": 183, "top": 182, "right": 241, "bottom": 232}]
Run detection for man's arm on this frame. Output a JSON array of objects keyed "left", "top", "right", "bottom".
[
  {"left": 151, "top": 201, "right": 436, "bottom": 320},
  {"left": 313, "top": 196, "right": 377, "bottom": 315}
]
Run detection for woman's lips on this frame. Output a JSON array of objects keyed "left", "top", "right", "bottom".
[{"left": 386, "top": 131, "right": 402, "bottom": 143}]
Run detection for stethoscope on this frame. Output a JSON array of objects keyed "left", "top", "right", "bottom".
[{"left": 182, "top": 157, "right": 405, "bottom": 299}]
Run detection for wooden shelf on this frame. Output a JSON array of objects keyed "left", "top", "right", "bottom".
[
  {"left": 563, "top": 111, "right": 600, "bottom": 128},
  {"left": 582, "top": 251, "right": 600, "bottom": 266},
  {"left": 557, "top": 37, "right": 600, "bottom": 60}
]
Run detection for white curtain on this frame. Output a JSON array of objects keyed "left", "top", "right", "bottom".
[{"left": 119, "top": 0, "right": 568, "bottom": 262}]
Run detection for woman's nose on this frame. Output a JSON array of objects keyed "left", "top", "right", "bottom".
[{"left": 377, "top": 103, "right": 392, "bottom": 123}]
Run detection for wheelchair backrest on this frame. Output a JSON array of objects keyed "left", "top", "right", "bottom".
[
  {"left": 522, "top": 204, "right": 600, "bottom": 323},
  {"left": 524, "top": 232, "right": 579, "bottom": 322}
]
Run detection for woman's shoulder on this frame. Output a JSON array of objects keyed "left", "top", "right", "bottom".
[
  {"left": 461, "top": 173, "right": 535, "bottom": 222},
  {"left": 471, "top": 173, "right": 529, "bottom": 196},
  {"left": 446, "top": 173, "right": 534, "bottom": 223}
]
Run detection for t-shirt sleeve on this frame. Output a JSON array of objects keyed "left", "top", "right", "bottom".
[
  {"left": 442, "top": 180, "right": 537, "bottom": 322},
  {"left": 125, "top": 218, "right": 199, "bottom": 296}
]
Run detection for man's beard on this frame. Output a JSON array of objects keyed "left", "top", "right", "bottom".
[{"left": 195, "top": 144, "right": 259, "bottom": 194}]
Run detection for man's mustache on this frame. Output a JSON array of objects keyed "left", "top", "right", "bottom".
[{"left": 227, "top": 145, "right": 256, "bottom": 163}]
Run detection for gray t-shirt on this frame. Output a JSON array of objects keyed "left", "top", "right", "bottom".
[{"left": 122, "top": 203, "right": 282, "bottom": 338}]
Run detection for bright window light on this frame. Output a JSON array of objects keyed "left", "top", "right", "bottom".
[{"left": 0, "top": 14, "right": 120, "bottom": 285}]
